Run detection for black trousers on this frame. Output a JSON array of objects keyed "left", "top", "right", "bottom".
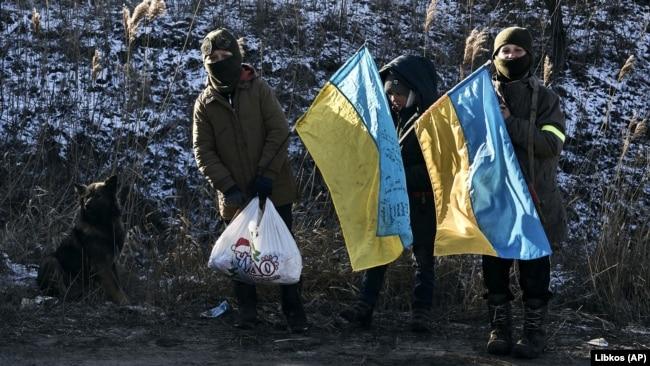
[
  {"left": 482, "top": 255, "right": 552, "bottom": 305},
  {"left": 360, "top": 194, "right": 436, "bottom": 310},
  {"left": 231, "top": 204, "right": 302, "bottom": 314}
]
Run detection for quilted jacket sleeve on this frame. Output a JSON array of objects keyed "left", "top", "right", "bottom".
[
  {"left": 192, "top": 98, "right": 236, "bottom": 192},
  {"left": 505, "top": 90, "right": 566, "bottom": 159}
]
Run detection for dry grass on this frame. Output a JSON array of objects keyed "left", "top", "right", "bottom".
[
  {"left": 543, "top": 54, "right": 554, "bottom": 86},
  {"left": 621, "top": 115, "right": 647, "bottom": 160},
  {"left": 31, "top": 8, "right": 41, "bottom": 34},
  {"left": 460, "top": 28, "right": 488, "bottom": 79},
  {"left": 588, "top": 190, "right": 650, "bottom": 322},
  {"left": 147, "top": 0, "right": 167, "bottom": 20},
  {"left": 585, "top": 106, "right": 650, "bottom": 322},
  {"left": 566, "top": 49, "right": 649, "bottom": 323},
  {"left": 632, "top": 119, "right": 647, "bottom": 141},
  {"left": 91, "top": 49, "right": 102, "bottom": 82},
  {"left": 123, "top": 0, "right": 167, "bottom": 44},
  {"left": 129, "top": 1, "right": 150, "bottom": 42},
  {"left": 122, "top": 6, "right": 131, "bottom": 43},
  {"left": 617, "top": 55, "right": 636, "bottom": 82},
  {"left": 601, "top": 55, "right": 638, "bottom": 132},
  {"left": 237, "top": 37, "right": 247, "bottom": 58},
  {"left": 423, "top": 0, "right": 438, "bottom": 33}
]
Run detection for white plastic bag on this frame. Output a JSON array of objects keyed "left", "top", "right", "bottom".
[{"left": 208, "top": 197, "right": 302, "bottom": 285}]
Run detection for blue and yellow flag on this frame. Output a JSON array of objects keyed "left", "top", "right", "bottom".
[
  {"left": 415, "top": 65, "right": 551, "bottom": 259},
  {"left": 296, "top": 47, "right": 412, "bottom": 271}
]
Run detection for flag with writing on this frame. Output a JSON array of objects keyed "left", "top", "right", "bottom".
[{"left": 296, "top": 47, "right": 412, "bottom": 271}]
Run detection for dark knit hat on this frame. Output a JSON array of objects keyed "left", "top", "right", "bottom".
[
  {"left": 384, "top": 73, "right": 411, "bottom": 96},
  {"left": 201, "top": 28, "right": 241, "bottom": 61},
  {"left": 492, "top": 27, "right": 533, "bottom": 58}
]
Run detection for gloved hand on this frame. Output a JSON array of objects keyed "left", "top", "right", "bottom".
[
  {"left": 223, "top": 186, "right": 246, "bottom": 208},
  {"left": 250, "top": 175, "right": 273, "bottom": 201}
]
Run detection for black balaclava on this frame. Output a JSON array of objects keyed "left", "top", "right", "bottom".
[
  {"left": 202, "top": 28, "right": 242, "bottom": 94},
  {"left": 492, "top": 26, "right": 534, "bottom": 81}
]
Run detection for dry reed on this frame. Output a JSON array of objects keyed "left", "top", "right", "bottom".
[
  {"left": 91, "top": 49, "right": 102, "bottom": 82},
  {"left": 543, "top": 54, "right": 554, "bottom": 86},
  {"left": 423, "top": 0, "right": 438, "bottom": 33},
  {"left": 31, "top": 8, "right": 41, "bottom": 34},
  {"left": 147, "top": 0, "right": 167, "bottom": 20},
  {"left": 590, "top": 102, "right": 650, "bottom": 322},
  {"left": 460, "top": 28, "right": 488, "bottom": 78},
  {"left": 128, "top": 1, "right": 150, "bottom": 42},
  {"left": 621, "top": 115, "right": 646, "bottom": 160},
  {"left": 123, "top": 0, "right": 166, "bottom": 43},
  {"left": 617, "top": 55, "right": 636, "bottom": 82},
  {"left": 122, "top": 6, "right": 131, "bottom": 43},
  {"left": 631, "top": 119, "right": 647, "bottom": 141},
  {"left": 237, "top": 37, "right": 247, "bottom": 58},
  {"left": 601, "top": 55, "right": 637, "bottom": 132}
]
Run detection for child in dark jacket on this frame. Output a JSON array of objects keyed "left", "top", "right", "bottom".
[
  {"left": 340, "top": 55, "right": 439, "bottom": 332},
  {"left": 484, "top": 26, "right": 567, "bottom": 359}
]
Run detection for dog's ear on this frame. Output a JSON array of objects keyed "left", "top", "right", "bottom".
[
  {"left": 105, "top": 175, "right": 118, "bottom": 192},
  {"left": 74, "top": 183, "right": 88, "bottom": 196}
]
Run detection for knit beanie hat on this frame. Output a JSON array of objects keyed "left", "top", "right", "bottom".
[
  {"left": 492, "top": 27, "right": 533, "bottom": 59},
  {"left": 384, "top": 73, "right": 416, "bottom": 109},
  {"left": 384, "top": 73, "right": 412, "bottom": 97}
]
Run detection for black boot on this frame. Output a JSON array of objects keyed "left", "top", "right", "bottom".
[
  {"left": 340, "top": 300, "right": 374, "bottom": 329},
  {"left": 513, "top": 299, "right": 547, "bottom": 359},
  {"left": 281, "top": 283, "right": 308, "bottom": 333},
  {"left": 486, "top": 295, "right": 513, "bottom": 355},
  {"left": 233, "top": 281, "right": 258, "bottom": 329}
]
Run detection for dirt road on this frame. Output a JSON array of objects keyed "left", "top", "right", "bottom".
[{"left": 3, "top": 297, "right": 636, "bottom": 366}]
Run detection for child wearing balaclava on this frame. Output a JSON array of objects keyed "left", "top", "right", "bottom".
[
  {"left": 193, "top": 28, "right": 307, "bottom": 334},
  {"left": 483, "top": 26, "right": 568, "bottom": 360}
]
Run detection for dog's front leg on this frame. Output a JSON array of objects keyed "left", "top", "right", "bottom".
[
  {"left": 96, "top": 259, "right": 129, "bottom": 305},
  {"left": 37, "top": 255, "right": 67, "bottom": 297}
]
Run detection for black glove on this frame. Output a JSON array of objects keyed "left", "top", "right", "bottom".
[
  {"left": 250, "top": 175, "right": 273, "bottom": 201},
  {"left": 223, "top": 186, "right": 246, "bottom": 208}
]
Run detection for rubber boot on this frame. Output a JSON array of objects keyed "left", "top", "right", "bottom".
[
  {"left": 486, "top": 294, "right": 513, "bottom": 355},
  {"left": 233, "top": 281, "right": 258, "bottom": 329},
  {"left": 281, "top": 283, "right": 308, "bottom": 333},
  {"left": 512, "top": 298, "right": 547, "bottom": 359}
]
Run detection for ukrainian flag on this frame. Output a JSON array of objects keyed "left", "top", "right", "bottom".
[
  {"left": 296, "top": 47, "right": 412, "bottom": 271},
  {"left": 415, "top": 65, "right": 551, "bottom": 259}
]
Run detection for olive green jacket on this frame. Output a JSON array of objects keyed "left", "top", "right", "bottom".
[
  {"left": 193, "top": 65, "right": 297, "bottom": 219},
  {"left": 494, "top": 76, "right": 568, "bottom": 244}
]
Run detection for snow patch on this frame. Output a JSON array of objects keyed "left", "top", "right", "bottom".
[{"left": 1, "top": 253, "right": 38, "bottom": 287}]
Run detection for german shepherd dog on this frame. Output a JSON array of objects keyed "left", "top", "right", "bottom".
[{"left": 37, "top": 176, "right": 128, "bottom": 305}]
